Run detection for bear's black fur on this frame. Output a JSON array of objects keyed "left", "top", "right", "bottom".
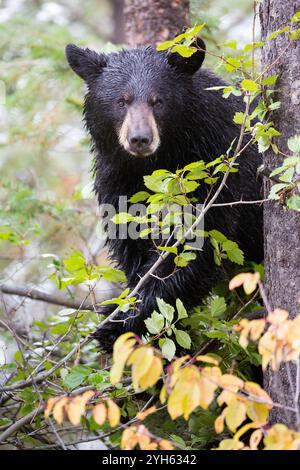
[{"left": 66, "top": 41, "right": 263, "bottom": 351}]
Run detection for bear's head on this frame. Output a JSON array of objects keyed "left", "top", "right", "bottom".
[{"left": 65, "top": 38, "right": 206, "bottom": 158}]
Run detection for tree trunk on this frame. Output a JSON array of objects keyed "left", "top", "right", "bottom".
[
  {"left": 112, "top": 0, "right": 125, "bottom": 44},
  {"left": 124, "top": 0, "right": 190, "bottom": 47},
  {"left": 260, "top": 0, "right": 300, "bottom": 428}
]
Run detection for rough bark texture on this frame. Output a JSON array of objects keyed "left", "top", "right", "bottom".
[
  {"left": 112, "top": 0, "right": 125, "bottom": 44},
  {"left": 260, "top": 0, "right": 300, "bottom": 428},
  {"left": 124, "top": 0, "right": 190, "bottom": 46}
]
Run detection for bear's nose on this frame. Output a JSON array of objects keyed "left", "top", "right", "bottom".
[{"left": 128, "top": 131, "right": 153, "bottom": 154}]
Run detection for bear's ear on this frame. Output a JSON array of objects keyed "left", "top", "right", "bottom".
[
  {"left": 65, "top": 44, "right": 107, "bottom": 81},
  {"left": 167, "top": 37, "right": 206, "bottom": 75}
]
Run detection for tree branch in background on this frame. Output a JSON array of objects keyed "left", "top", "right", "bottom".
[{"left": 0, "top": 284, "right": 96, "bottom": 312}]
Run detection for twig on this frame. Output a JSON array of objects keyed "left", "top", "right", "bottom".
[
  {"left": 0, "top": 405, "right": 44, "bottom": 443},
  {"left": 0, "top": 336, "right": 91, "bottom": 393},
  {"left": 0, "top": 284, "right": 96, "bottom": 311}
]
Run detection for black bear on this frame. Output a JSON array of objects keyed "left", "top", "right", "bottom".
[{"left": 65, "top": 39, "right": 263, "bottom": 351}]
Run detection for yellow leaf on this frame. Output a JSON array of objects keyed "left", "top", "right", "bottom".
[
  {"left": 246, "top": 402, "right": 269, "bottom": 424},
  {"left": 107, "top": 399, "right": 120, "bottom": 427},
  {"left": 127, "top": 346, "right": 154, "bottom": 391},
  {"left": 52, "top": 397, "right": 69, "bottom": 425},
  {"left": 159, "top": 439, "right": 174, "bottom": 450},
  {"left": 66, "top": 397, "right": 83, "bottom": 426},
  {"left": 137, "top": 431, "right": 152, "bottom": 450},
  {"left": 196, "top": 355, "right": 219, "bottom": 365},
  {"left": 243, "top": 272, "right": 260, "bottom": 295},
  {"left": 218, "top": 374, "right": 244, "bottom": 390},
  {"left": 198, "top": 367, "right": 220, "bottom": 409},
  {"left": 215, "top": 408, "right": 227, "bottom": 434},
  {"left": 170, "top": 356, "right": 189, "bottom": 387},
  {"left": 110, "top": 333, "right": 137, "bottom": 385},
  {"left": 267, "top": 309, "right": 289, "bottom": 325},
  {"left": 249, "top": 319, "right": 266, "bottom": 341},
  {"left": 160, "top": 385, "right": 167, "bottom": 404},
  {"left": 250, "top": 429, "right": 263, "bottom": 450},
  {"left": 93, "top": 403, "right": 107, "bottom": 426},
  {"left": 45, "top": 397, "right": 59, "bottom": 419},
  {"left": 113, "top": 332, "right": 137, "bottom": 359},
  {"left": 229, "top": 272, "right": 260, "bottom": 294},
  {"left": 138, "top": 356, "right": 163, "bottom": 391},
  {"left": 217, "top": 389, "right": 236, "bottom": 406},
  {"left": 264, "top": 424, "right": 300, "bottom": 450},
  {"left": 66, "top": 390, "right": 95, "bottom": 426},
  {"left": 214, "top": 438, "right": 244, "bottom": 450},
  {"left": 244, "top": 381, "right": 272, "bottom": 407},
  {"left": 121, "top": 426, "right": 138, "bottom": 450},
  {"left": 136, "top": 405, "right": 157, "bottom": 421},
  {"left": 167, "top": 366, "right": 201, "bottom": 420},
  {"left": 225, "top": 400, "right": 247, "bottom": 432}
]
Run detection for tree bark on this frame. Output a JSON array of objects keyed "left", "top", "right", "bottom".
[
  {"left": 260, "top": 0, "right": 300, "bottom": 428},
  {"left": 124, "top": 0, "right": 190, "bottom": 47},
  {"left": 112, "top": 0, "right": 125, "bottom": 44}
]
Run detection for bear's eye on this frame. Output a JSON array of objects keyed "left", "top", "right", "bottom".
[
  {"left": 118, "top": 99, "right": 126, "bottom": 108},
  {"left": 149, "top": 97, "right": 162, "bottom": 108}
]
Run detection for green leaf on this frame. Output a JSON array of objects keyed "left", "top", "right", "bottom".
[
  {"left": 157, "top": 245, "right": 178, "bottom": 255},
  {"left": 210, "top": 297, "right": 227, "bottom": 317},
  {"left": 244, "top": 41, "right": 264, "bottom": 53},
  {"left": 268, "top": 101, "right": 281, "bottom": 111},
  {"left": 156, "top": 298, "right": 174, "bottom": 323},
  {"left": 174, "top": 251, "right": 197, "bottom": 267},
  {"left": 111, "top": 212, "right": 134, "bottom": 224},
  {"left": 240, "top": 79, "right": 259, "bottom": 93},
  {"left": 50, "top": 323, "right": 69, "bottom": 335},
  {"left": 268, "top": 25, "right": 290, "bottom": 40},
  {"left": 223, "top": 240, "right": 244, "bottom": 265},
  {"left": 287, "top": 135, "right": 300, "bottom": 153},
  {"left": 63, "top": 365, "right": 93, "bottom": 390},
  {"left": 171, "top": 44, "right": 197, "bottom": 58},
  {"left": 129, "top": 191, "right": 150, "bottom": 203},
  {"left": 183, "top": 161, "right": 206, "bottom": 171},
  {"left": 156, "top": 40, "right": 176, "bottom": 51},
  {"left": 233, "top": 112, "right": 244, "bottom": 125},
  {"left": 99, "top": 266, "right": 127, "bottom": 283},
  {"left": 64, "top": 251, "right": 85, "bottom": 272},
  {"left": 292, "top": 12, "right": 300, "bottom": 23},
  {"left": 145, "top": 311, "right": 165, "bottom": 334},
  {"left": 14, "top": 351, "right": 22, "bottom": 363},
  {"left": 0, "top": 418, "right": 12, "bottom": 426},
  {"left": 159, "top": 338, "right": 176, "bottom": 361},
  {"left": 268, "top": 183, "right": 287, "bottom": 200},
  {"left": 205, "top": 331, "right": 227, "bottom": 339},
  {"left": 279, "top": 167, "right": 294, "bottom": 183},
  {"left": 262, "top": 74, "right": 278, "bottom": 86},
  {"left": 287, "top": 195, "right": 300, "bottom": 211},
  {"left": 220, "top": 40, "right": 237, "bottom": 49},
  {"left": 209, "top": 230, "right": 227, "bottom": 243},
  {"left": 174, "top": 329, "right": 191, "bottom": 349},
  {"left": 176, "top": 299, "right": 188, "bottom": 320}
]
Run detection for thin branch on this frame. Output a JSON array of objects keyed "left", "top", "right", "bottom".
[
  {"left": 0, "top": 336, "right": 91, "bottom": 393},
  {"left": 0, "top": 405, "right": 44, "bottom": 443},
  {"left": 211, "top": 198, "right": 269, "bottom": 208},
  {"left": 0, "top": 284, "right": 96, "bottom": 311}
]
